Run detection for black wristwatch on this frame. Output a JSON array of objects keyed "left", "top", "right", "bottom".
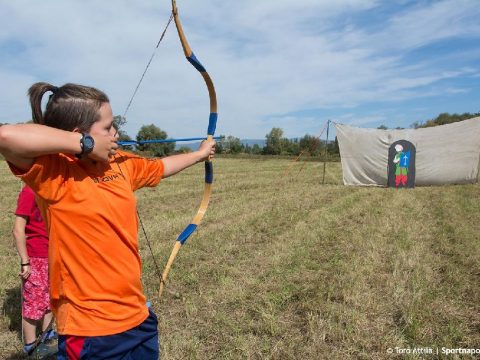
[{"left": 76, "top": 133, "right": 95, "bottom": 158}]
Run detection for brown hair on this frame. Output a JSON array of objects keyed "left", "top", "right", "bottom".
[{"left": 28, "top": 82, "right": 109, "bottom": 132}]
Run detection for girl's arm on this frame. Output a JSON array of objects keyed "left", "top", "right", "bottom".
[
  {"left": 12, "top": 215, "right": 30, "bottom": 279},
  {"left": 0, "top": 124, "right": 117, "bottom": 171},
  {"left": 162, "top": 139, "right": 216, "bottom": 178}
]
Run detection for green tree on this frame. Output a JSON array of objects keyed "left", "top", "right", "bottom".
[
  {"left": 299, "top": 135, "right": 322, "bottom": 156},
  {"left": 411, "top": 112, "right": 480, "bottom": 128},
  {"left": 113, "top": 115, "right": 133, "bottom": 150},
  {"left": 377, "top": 125, "right": 388, "bottom": 130},
  {"left": 264, "top": 127, "right": 285, "bottom": 155},
  {"left": 215, "top": 139, "right": 225, "bottom": 154},
  {"left": 284, "top": 138, "right": 299, "bottom": 155},
  {"left": 113, "top": 115, "right": 131, "bottom": 142},
  {"left": 251, "top": 144, "right": 262, "bottom": 155},
  {"left": 410, "top": 121, "right": 421, "bottom": 129},
  {"left": 223, "top": 136, "right": 243, "bottom": 154},
  {"left": 136, "top": 124, "right": 174, "bottom": 157},
  {"left": 113, "top": 115, "right": 127, "bottom": 131}
]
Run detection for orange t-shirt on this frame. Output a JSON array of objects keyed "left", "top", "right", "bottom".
[{"left": 9, "top": 150, "right": 164, "bottom": 336}]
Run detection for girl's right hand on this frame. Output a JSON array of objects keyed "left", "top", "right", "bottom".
[{"left": 88, "top": 134, "right": 119, "bottom": 162}]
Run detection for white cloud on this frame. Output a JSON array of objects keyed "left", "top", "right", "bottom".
[{"left": 0, "top": 0, "right": 479, "bottom": 138}]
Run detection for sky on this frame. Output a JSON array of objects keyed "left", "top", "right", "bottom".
[{"left": 1, "top": 0, "right": 479, "bottom": 140}]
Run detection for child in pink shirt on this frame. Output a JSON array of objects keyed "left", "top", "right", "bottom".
[{"left": 14, "top": 185, "right": 56, "bottom": 356}]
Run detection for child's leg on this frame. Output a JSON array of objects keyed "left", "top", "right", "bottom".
[
  {"left": 22, "top": 276, "right": 39, "bottom": 345},
  {"left": 22, "top": 317, "right": 37, "bottom": 344},
  {"left": 36, "top": 257, "right": 55, "bottom": 340},
  {"left": 41, "top": 311, "right": 58, "bottom": 343},
  {"left": 42, "top": 311, "right": 54, "bottom": 332},
  {"left": 22, "top": 258, "right": 50, "bottom": 346}
]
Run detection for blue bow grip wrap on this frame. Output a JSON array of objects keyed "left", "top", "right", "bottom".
[
  {"left": 177, "top": 223, "right": 198, "bottom": 244},
  {"left": 208, "top": 113, "right": 218, "bottom": 135},
  {"left": 205, "top": 161, "right": 213, "bottom": 184},
  {"left": 187, "top": 53, "right": 206, "bottom": 73}
]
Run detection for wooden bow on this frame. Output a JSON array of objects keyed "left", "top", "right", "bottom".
[{"left": 158, "top": 0, "right": 218, "bottom": 298}]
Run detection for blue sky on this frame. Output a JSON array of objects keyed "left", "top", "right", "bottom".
[{"left": 1, "top": 0, "right": 479, "bottom": 140}]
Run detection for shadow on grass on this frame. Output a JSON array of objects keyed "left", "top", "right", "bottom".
[
  {"left": 2, "top": 286, "right": 58, "bottom": 359},
  {"left": 1, "top": 285, "right": 23, "bottom": 359},
  {"left": 3, "top": 352, "right": 57, "bottom": 360},
  {"left": 3, "top": 285, "right": 22, "bottom": 341}
]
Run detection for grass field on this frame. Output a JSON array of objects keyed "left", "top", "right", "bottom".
[{"left": 0, "top": 157, "right": 479, "bottom": 359}]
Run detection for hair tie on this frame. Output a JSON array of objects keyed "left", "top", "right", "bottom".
[{"left": 51, "top": 86, "right": 59, "bottom": 94}]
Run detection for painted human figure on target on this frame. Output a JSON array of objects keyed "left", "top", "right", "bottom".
[
  {"left": 393, "top": 144, "right": 410, "bottom": 187},
  {"left": 387, "top": 140, "right": 416, "bottom": 188}
]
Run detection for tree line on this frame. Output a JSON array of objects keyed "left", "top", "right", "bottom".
[
  {"left": 410, "top": 112, "right": 480, "bottom": 129},
  {"left": 3, "top": 111, "right": 477, "bottom": 159},
  {"left": 117, "top": 111, "right": 480, "bottom": 157},
  {"left": 115, "top": 116, "right": 339, "bottom": 157},
  {"left": 377, "top": 112, "right": 480, "bottom": 130}
]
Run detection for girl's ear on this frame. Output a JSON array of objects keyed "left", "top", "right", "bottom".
[{"left": 72, "top": 127, "right": 81, "bottom": 133}]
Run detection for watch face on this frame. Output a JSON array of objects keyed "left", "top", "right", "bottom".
[
  {"left": 83, "top": 135, "right": 95, "bottom": 153},
  {"left": 84, "top": 137, "right": 94, "bottom": 148}
]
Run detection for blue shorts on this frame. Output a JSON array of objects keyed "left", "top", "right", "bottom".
[{"left": 57, "top": 309, "right": 159, "bottom": 359}]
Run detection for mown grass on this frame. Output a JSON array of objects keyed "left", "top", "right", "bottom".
[{"left": 0, "top": 158, "right": 478, "bottom": 359}]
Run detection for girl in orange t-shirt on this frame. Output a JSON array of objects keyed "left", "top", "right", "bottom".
[{"left": 0, "top": 82, "right": 215, "bottom": 359}]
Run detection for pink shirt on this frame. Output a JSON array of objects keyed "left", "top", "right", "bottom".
[{"left": 15, "top": 185, "right": 49, "bottom": 258}]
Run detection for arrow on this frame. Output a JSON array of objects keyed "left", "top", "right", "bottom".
[{"left": 118, "top": 136, "right": 223, "bottom": 146}]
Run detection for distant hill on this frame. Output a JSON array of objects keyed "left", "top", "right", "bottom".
[{"left": 240, "top": 139, "right": 266, "bottom": 147}]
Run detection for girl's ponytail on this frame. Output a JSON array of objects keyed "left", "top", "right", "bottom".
[{"left": 28, "top": 82, "right": 58, "bottom": 125}]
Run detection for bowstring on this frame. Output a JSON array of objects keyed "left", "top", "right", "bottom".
[
  {"left": 123, "top": 12, "right": 174, "bottom": 118},
  {"left": 117, "top": 11, "right": 174, "bottom": 295}
]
